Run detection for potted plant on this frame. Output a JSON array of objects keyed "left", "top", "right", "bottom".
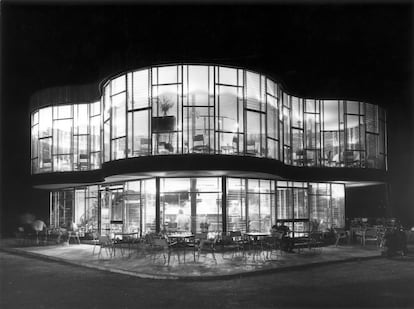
[{"left": 152, "top": 96, "right": 176, "bottom": 132}]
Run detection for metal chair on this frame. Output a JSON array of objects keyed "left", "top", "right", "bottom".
[
  {"left": 97, "top": 235, "right": 114, "bottom": 259},
  {"left": 334, "top": 228, "right": 349, "bottom": 247},
  {"left": 196, "top": 232, "right": 217, "bottom": 264}
]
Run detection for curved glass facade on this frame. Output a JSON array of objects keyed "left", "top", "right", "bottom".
[
  {"left": 31, "top": 102, "right": 101, "bottom": 173},
  {"left": 31, "top": 64, "right": 387, "bottom": 173},
  {"left": 49, "top": 177, "right": 345, "bottom": 236}
]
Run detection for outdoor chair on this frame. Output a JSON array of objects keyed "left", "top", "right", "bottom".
[
  {"left": 362, "top": 228, "right": 381, "bottom": 246},
  {"left": 334, "top": 228, "right": 349, "bottom": 247},
  {"left": 149, "top": 237, "right": 180, "bottom": 265},
  {"left": 112, "top": 235, "right": 139, "bottom": 258},
  {"left": 196, "top": 232, "right": 217, "bottom": 264},
  {"left": 264, "top": 235, "right": 283, "bottom": 260},
  {"left": 97, "top": 235, "right": 114, "bottom": 259},
  {"left": 91, "top": 232, "right": 100, "bottom": 255},
  {"left": 219, "top": 233, "right": 244, "bottom": 260}
]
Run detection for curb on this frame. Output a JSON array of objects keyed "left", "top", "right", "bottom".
[{"left": 0, "top": 246, "right": 384, "bottom": 281}]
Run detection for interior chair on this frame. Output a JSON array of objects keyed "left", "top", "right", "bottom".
[
  {"left": 192, "top": 134, "right": 206, "bottom": 153},
  {"left": 246, "top": 140, "right": 256, "bottom": 155},
  {"left": 79, "top": 153, "right": 88, "bottom": 170},
  {"left": 139, "top": 138, "right": 150, "bottom": 155},
  {"left": 231, "top": 136, "right": 239, "bottom": 154},
  {"left": 343, "top": 151, "right": 357, "bottom": 167}
]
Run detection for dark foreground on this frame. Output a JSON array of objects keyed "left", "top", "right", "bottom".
[{"left": 1, "top": 251, "right": 413, "bottom": 309}]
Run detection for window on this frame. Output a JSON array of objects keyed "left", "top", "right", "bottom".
[{"left": 160, "top": 177, "right": 222, "bottom": 234}]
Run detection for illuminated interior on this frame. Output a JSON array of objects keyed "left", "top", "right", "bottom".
[
  {"left": 31, "top": 64, "right": 387, "bottom": 174},
  {"left": 49, "top": 177, "right": 344, "bottom": 237},
  {"left": 31, "top": 64, "right": 386, "bottom": 238}
]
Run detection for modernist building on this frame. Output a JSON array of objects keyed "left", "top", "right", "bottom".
[{"left": 30, "top": 64, "right": 388, "bottom": 238}]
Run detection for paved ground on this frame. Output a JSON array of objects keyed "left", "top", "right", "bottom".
[
  {"left": 1, "top": 250, "right": 414, "bottom": 308},
  {"left": 0, "top": 239, "right": 384, "bottom": 279}
]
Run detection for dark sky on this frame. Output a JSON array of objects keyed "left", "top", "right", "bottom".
[{"left": 1, "top": 2, "right": 413, "bottom": 233}]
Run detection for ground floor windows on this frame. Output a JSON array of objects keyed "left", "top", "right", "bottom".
[
  {"left": 160, "top": 177, "right": 222, "bottom": 234},
  {"left": 49, "top": 176, "right": 345, "bottom": 238}
]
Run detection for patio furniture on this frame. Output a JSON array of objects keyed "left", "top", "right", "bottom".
[
  {"left": 97, "top": 235, "right": 115, "bottom": 259},
  {"left": 167, "top": 232, "right": 195, "bottom": 263},
  {"left": 113, "top": 232, "right": 140, "bottom": 258},
  {"left": 263, "top": 235, "right": 283, "bottom": 260},
  {"left": 196, "top": 232, "right": 217, "bottom": 264},
  {"left": 219, "top": 232, "right": 245, "bottom": 260},
  {"left": 362, "top": 227, "right": 381, "bottom": 246},
  {"left": 293, "top": 232, "right": 323, "bottom": 254},
  {"left": 68, "top": 231, "right": 81, "bottom": 245},
  {"left": 334, "top": 228, "right": 349, "bottom": 247},
  {"left": 244, "top": 231, "right": 271, "bottom": 261},
  {"left": 91, "top": 232, "right": 100, "bottom": 255},
  {"left": 148, "top": 237, "right": 180, "bottom": 265}
]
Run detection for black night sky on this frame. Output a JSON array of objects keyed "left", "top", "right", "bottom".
[{"left": 1, "top": 2, "right": 413, "bottom": 234}]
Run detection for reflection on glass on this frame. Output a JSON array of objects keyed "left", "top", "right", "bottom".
[
  {"left": 323, "top": 100, "right": 339, "bottom": 131},
  {"left": 218, "top": 86, "right": 238, "bottom": 131},
  {"left": 188, "top": 66, "right": 209, "bottom": 106},
  {"left": 227, "top": 178, "right": 246, "bottom": 232},
  {"left": 219, "top": 67, "right": 237, "bottom": 85},
  {"left": 155, "top": 66, "right": 179, "bottom": 85},
  {"left": 112, "top": 94, "right": 126, "bottom": 138},
  {"left": 85, "top": 185, "right": 99, "bottom": 233},
  {"left": 39, "top": 107, "right": 52, "bottom": 138},
  {"left": 130, "top": 110, "right": 149, "bottom": 156},
  {"left": 142, "top": 179, "right": 156, "bottom": 234},
  {"left": 246, "top": 111, "right": 262, "bottom": 156},
  {"left": 246, "top": 71, "right": 263, "bottom": 111},
  {"left": 111, "top": 75, "right": 126, "bottom": 95},
  {"left": 132, "top": 70, "right": 150, "bottom": 109},
  {"left": 75, "top": 189, "right": 85, "bottom": 227}
]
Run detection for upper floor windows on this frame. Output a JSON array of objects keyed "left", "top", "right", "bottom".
[{"left": 30, "top": 64, "right": 387, "bottom": 174}]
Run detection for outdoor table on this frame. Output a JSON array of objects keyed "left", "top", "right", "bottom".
[
  {"left": 244, "top": 232, "right": 271, "bottom": 239},
  {"left": 167, "top": 233, "right": 195, "bottom": 263},
  {"left": 243, "top": 232, "right": 271, "bottom": 258},
  {"left": 113, "top": 232, "right": 140, "bottom": 257}
]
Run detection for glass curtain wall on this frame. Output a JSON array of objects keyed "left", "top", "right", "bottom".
[
  {"left": 227, "top": 178, "right": 275, "bottom": 233},
  {"left": 31, "top": 111, "right": 39, "bottom": 173},
  {"left": 32, "top": 102, "right": 101, "bottom": 173},
  {"left": 127, "top": 70, "right": 151, "bottom": 157},
  {"left": 215, "top": 67, "right": 244, "bottom": 154},
  {"left": 152, "top": 66, "right": 182, "bottom": 155},
  {"left": 183, "top": 65, "right": 214, "bottom": 154},
  {"left": 276, "top": 181, "right": 309, "bottom": 236},
  {"left": 277, "top": 181, "right": 344, "bottom": 235},
  {"left": 50, "top": 177, "right": 345, "bottom": 237},
  {"left": 50, "top": 190, "right": 73, "bottom": 229},
  {"left": 33, "top": 65, "right": 387, "bottom": 174},
  {"left": 160, "top": 177, "right": 222, "bottom": 235},
  {"left": 266, "top": 78, "right": 280, "bottom": 160}
]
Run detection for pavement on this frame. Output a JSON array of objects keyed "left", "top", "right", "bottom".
[{"left": 0, "top": 237, "right": 393, "bottom": 280}]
